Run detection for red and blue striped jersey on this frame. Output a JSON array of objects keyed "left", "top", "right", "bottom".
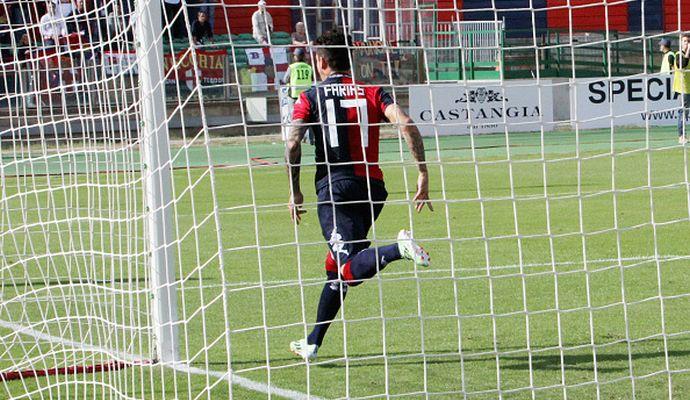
[{"left": 292, "top": 74, "right": 394, "bottom": 190}]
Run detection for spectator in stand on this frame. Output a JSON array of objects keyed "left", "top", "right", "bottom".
[
  {"left": 40, "top": 2, "right": 67, "bottom": 46},
  {"left": 7, "top": 3, "right": 31, "bottom": 60},
  {"left": 191, "top": 10, "right": 213, "bottom": 45},
  {"left": 9, "top": 2, "right": 30, "bottom": 43},
  {"left": 53, "top": 0, "right": 74, "bottom": 19},
  {"left": 0, "top": 11, "right": 11, "bottom": 60},
  {"left": 251, "top": 0, "right": 273, "bottom": 45},
  {"left": 187, "top": 0, "right": 201, "bottom": 26},
  {"left": 106, "top": 3, "right": 124, "bottom": 37},
  {"left": 291, "top": 22, "right": 307, "bottom": 46},
  {"left": 93, "top": 0, "right": 109, "bottom": 43},
  {"left": 69, "top": 0, "right": 89, "bottom": 36},
  {"left": 200, "top": 0, "right": 216, "bottom": 32},
  {"left": 70, "top": 0, "right": 98, "bottom": 60},
  {"left": 95, "top": 0, "right": 133, "bottom": 40},
  {"left": 188, "top": 0, "right": 215, "bottom": 29},
  {"left": 163, "top": 0, "right": 185, "bottom": 38},
  {"left": 0, "top": 8, "right": 10, "bottom": 43}
]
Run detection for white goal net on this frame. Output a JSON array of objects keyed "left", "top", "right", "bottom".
[{"left": 1, "top": 0, "right": 690, "bottom": 399}]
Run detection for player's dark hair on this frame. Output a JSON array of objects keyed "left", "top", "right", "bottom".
[
  {"left": 314, "top": 29, "right": 351, "bottom": 72},
  {"left": 684, "top": 33, "right": 690, "bottom": 41}
]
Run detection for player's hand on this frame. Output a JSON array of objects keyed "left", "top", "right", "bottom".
[
  {"left": 413, "top": 172, "right": 433, "bottom": 213},
  {"left": 289, "top": 191, "right": 307, "bottom": 224}
]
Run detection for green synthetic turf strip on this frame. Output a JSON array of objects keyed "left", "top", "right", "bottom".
[
  {"left": 0, "top": 126, "right": 680, "bottom": 175},
  {"left": 2, "top": 127, "right": 690, "bottom": 399}
]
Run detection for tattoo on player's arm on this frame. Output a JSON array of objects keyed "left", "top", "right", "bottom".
[
  {"left": 386, "top": 104, "right": 428, "bottom": 173},
  {"left": 285, "top": 120, "right": 307, "bottom": 193},
  {"left": 407, "top": 126, "right": 428, "bottom": 173}
]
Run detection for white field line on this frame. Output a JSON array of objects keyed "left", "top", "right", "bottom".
[{"left": 0, "top": 320, "right": 322, "bottom": 400}]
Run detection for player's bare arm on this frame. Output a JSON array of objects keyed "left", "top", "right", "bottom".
[
  {"left": 384, "top": 103, "right": 433, "bottom": 213},
  {"left": 285, "top": 119, "right": 308, "bottom": 223}
]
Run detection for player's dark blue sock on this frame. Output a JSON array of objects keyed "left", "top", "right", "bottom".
[
  {"left": 347, "top": 244, "right": 401, "bottom": 281},
  {"left": 307, "top": 273, "right": 347, "bottom": 347},
  {"left": 307, "top": 246, "right": 401, "bottom": 346}
]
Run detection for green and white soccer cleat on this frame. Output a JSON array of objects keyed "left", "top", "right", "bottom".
[
  {"left": 397, "top": 229, "right": 431, "bottom": 267},
  {"left": 289, "top": 339, "right": 318, "bottom": 362}
]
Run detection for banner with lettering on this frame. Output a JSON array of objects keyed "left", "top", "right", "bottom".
[
  {"left": 572, "top": 75, "right": 682, "bottom": 129},
  {"left": 163, "top": 49, "right": 227, "bottom": 99},
  {"left": 409, "top": 80, "right": 555, "bottom": 135}
]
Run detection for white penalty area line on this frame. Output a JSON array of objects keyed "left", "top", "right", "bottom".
[
  {"left": 0, "top": 319, "right": 322, "bottom": 400},
  {"left": 172, "top": 363, "right": 323, "bottom": 400}
]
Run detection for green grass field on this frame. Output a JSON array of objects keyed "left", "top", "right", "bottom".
[{"left": 2, "top": 127, "right": 690, "bottom": 399}]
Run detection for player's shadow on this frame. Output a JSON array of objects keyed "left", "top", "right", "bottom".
[
  {"left": 199, "top": 338, "right": 690, "bottom": 374},
  {"left": 500, "top": 348, "right": 690, "bottom": 373},
  {"left": 311, "top": 341, "right": 690, "bottom": 373}
]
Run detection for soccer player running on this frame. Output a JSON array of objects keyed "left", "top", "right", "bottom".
[
  {"left": 675, "top": 33, "right": 690, "bottom": 144},
  {"left": 285, "top": 30, "right": 433, "bottom": 361}
]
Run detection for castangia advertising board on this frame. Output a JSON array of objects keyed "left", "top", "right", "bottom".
[{"left": 408, "top": 80, "right": 554, "bottom": 136}]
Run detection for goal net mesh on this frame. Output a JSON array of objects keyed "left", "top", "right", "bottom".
[{"left": 1, "top": 0, "right": 690, "bottom": 399}]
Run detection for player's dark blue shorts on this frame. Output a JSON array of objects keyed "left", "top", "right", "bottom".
[{"left": 317, "top": 178, "right": 388, "bottom": 268}]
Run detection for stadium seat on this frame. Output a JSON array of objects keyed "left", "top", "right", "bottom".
[
  {"left": 214, "top": 34, "right": 232, "bottom": 44},
  {"left": 270, "top": 38, "right": 292, "bottom": 46},
  {"left": 271, "top": 31, "right": 290, "bottom": 39}
]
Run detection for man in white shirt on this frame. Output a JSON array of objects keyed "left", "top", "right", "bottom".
[
  {"left": 51, "top": 0, "right": 75, "bottom": 19},
  {"left": 251, "top": 0, "right": 273, "bottom": 45},
  {"left": 40, "top": 2, "right": 67, "bottom": 46}
]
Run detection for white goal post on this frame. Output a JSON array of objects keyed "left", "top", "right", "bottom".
[{"left": 136, "top": 0, "right": 179, "bottom": 365}]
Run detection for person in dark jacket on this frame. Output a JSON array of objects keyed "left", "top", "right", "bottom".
[{"left": 191, "top": 10, "right": 213, "bottom": 44}]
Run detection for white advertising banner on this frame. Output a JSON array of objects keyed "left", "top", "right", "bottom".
[
  {"left": 250, "top": 72, "right": 268, "bottom": 92},
  {"left": 103, "top": 51, "right": 138, "bottom": 75},
  {"left": 270, "top": 48, "right": 288, "bottom": 65},
  {"left": 572, "top": 75, "right": 682, "bottom": 129},
  {"left": 408, "top": 80, "right": 554, "bottom": 136},
  {"left": 245, "top": 48, "right": 265, "bottom": 66}
]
